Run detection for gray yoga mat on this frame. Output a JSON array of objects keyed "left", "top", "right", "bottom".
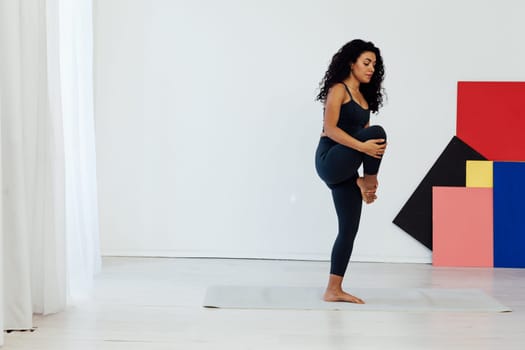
[{"left": 203, "top": 286, "right": 511, "bottom": 312}]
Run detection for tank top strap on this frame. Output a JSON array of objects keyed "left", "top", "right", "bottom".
[{"left": 341, "top": 82, "right": 354, "bottom": 100}]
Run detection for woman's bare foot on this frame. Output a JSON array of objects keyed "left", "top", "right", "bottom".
[
  {"left": 356, "top": 177, "right": 376, "bottom": 204},
  {"left": 323, "top": 289, "right": 365, "bottom": 304}
]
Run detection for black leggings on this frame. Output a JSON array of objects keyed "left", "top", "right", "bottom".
[{"left": 315, "top": 125, "right": 387, "bottom": 276}]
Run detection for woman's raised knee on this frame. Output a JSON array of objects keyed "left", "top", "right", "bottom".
[{"left": 368, "top": 125, "right": 386, "bottom": 140}]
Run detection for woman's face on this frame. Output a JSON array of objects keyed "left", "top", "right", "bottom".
[{"left": 350, "top": 51, "right": 376, "bottom": 83}]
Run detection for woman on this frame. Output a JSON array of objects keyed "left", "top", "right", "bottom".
[{"left": 315, "top": 39, "right": 387, "bottom": 304}]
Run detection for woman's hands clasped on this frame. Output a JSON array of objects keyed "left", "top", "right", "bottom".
[{"left": 360, "top": 139, "right": 387, "bottom": 159}]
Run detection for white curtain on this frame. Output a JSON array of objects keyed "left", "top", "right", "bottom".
[
  {"left": 0, "top": 0, "right": 100, "bottom": 343},
  {"left": 58, "top": 0, "right": 101, "bottom": 302}
]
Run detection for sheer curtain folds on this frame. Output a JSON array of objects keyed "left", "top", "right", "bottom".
[{"left": 0, "top": 0, "right": 100, "bottom": 342}]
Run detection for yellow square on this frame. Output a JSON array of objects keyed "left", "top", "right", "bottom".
[{"left": 466, "top": 160, "right": 493, "bottom": 188}]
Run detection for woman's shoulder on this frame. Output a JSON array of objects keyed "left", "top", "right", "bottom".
[
  {"left": 330, "top": 82, "right": 346, "bottom": 91},
  {"left": 327, "top": 83, "right": 351, "bottom": 105},
  {"left": 327, "top": 83, "right": 348, "bottom": 97}
]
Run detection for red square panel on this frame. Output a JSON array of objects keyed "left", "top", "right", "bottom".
[{"left": 457, "top": 82, "right": 525, "bottom": 161}]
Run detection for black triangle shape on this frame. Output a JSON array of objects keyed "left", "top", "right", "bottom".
[{"left": 393, "top": 136, "right": 487, "bottom": 250}]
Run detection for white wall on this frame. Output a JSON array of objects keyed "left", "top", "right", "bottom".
[{"left": 93, "top": 0, "right": 525, "bottom": 262}]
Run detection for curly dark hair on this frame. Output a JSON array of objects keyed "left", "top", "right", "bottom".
[{"left": 316, "top": 39, "right": 385, "bottom": 113}]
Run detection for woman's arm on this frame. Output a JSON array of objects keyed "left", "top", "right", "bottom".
[{"left": 323, "top": 84, "right": 385, "bottom": 158}]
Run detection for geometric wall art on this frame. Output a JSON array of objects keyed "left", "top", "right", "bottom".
[{"left": 394, "top": 81, "right": 525, "bottom": 268}]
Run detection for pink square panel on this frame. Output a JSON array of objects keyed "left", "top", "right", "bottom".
[{"left": 432, "top": 187, "right": 493, "bottom": 267}]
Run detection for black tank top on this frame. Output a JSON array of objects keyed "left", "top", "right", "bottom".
[{"left": 336, "top": 82, "right": 370, "bottom": 136}]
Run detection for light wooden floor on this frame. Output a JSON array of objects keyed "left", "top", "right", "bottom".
[{"left": 4, "top": 257, "right": 525, "bottom": 349}]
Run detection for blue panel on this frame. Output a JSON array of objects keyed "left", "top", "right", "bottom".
[{"left": 494, "top": 162, "right": 525, "bottom": 268}]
